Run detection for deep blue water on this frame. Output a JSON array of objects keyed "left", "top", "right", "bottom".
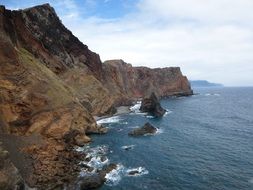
[{"left": 90, "top": 87, "right": 253, "bottom": 190}]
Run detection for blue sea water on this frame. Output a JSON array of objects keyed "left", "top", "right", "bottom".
[{"left": 89, "top": 87, "right": 253, "bottom": 190}]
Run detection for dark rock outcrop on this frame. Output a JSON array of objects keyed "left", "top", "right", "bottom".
[
  {"left": 128, "top": 170, "right": 141, "bottom": 176},
  {"left": 128, "top": 122, "right": 157, "bottom": 136},
  {"left": 140, "top": 92, "right": 166, "bottom": 117},
  {"left": 78, "top": 163, "right": 117, "bottom": 190},
  {"left": 79, "top": 174, "right": 104, "bottom": 190}
]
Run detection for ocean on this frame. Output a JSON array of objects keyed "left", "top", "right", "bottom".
[{"left": 82, "top": 87, "right": 253, "bottom": 190}]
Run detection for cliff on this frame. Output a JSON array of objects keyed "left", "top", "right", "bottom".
[
  {"left": 0, "top": 4, "right": 192, "bottom": 189},
  {"left": 102, "top": 59, "right": 192, "bottom": 105}
]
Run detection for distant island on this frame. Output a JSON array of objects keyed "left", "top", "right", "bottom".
[{"left": 190, "top": 80, "right": 223, "bottom": 87}]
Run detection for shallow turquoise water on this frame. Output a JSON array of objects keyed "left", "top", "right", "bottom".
[{"left": 90, "top": 87, "right": 253, "bottom": 190}]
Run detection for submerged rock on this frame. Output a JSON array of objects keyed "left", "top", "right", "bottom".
[
  {"left": 128, "top": 170, "right": 141, "bottom": 176},
  {"left": 140, "top": 92, "right": 166, "bottom": 117},
  {"left": 128, "top": 122, "right": 157, "bottom": 136},
  {"left": 122, "top": 145, "right": 135, "bottom": 151}
]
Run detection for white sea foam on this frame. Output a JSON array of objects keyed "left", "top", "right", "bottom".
[
  {"left": 146, "top": 115, "right": 155, "bottom": 118},
  {"left": 126, "top": 167, "right": 149, "bottom": 176},
  {"left": 105, "top": 165, "right": 149, "bottom": 186},
  {"left": 128, "top": 126, "right": 140, "bottom": 129},
  {"left": 130, "top": 102, "right": 141, "bottom": 112},
  {"left": 85, "top": 155, "right": 109, "bottom": 168},
  {"left": 97, "top": 116, "right": 122, "bottom": 124},
  {"left": 129, "top": 112, "right": 147, "bottom": 116},
  {"left": 121, "top": 145, "right": 135, "bottom": 150},
  {"left": 105, "top": 164, "right": 125, "bottom": 186},
  {"left": 156, "top": 128, "right": 164, "bottom": 134},
  {"left": 164, "top": 110, "right": 172, "bottom": 116},
  {"left": 82, "top": 145, "right": 109, "bottom": 156},
  {"left": 79, "top": 145, "right": 109, "bottom": 168},
  {"left": 204, "top": 93, "right": 220, "bottom": 96}
]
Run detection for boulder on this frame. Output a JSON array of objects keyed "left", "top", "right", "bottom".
[
  {"left": 128, "top": 170, "right": 141, "bottom": 176},
  {"left": 140, "top": 92, "right": 166, "bottom": 117},
  {"left": 128, "top": 122, "right": 157, "bottom": 136},
  {"left": 79, "top": 163, "right": 117, "bottom": 190}
]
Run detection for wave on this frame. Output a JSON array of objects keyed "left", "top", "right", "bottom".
[
  {"left": 105, "top": 165, "right": 149, "bottom": 186},
  {"left": 97, "top": 116, "right": 122, "bottom": 124},
  {"left": 105, "top": 164, "right": 125, "bottom": 186},
  {"left": 128, "top": 126, "right": 140, "bottom": 129},
  {"left": 130, "top": 102, "right": 141, "bottom": 112},
  {"left": 77, "top": 145, "right": 149, "bottom": 186},
  {"left": 129, "top": 112, "right": 147, "bottom": 116},
  {"left": 146, "top": 115, "right": 155, "bottom": 118},
  {"left": 126, "top": 167, "right": 149, "bottom": 176},
  {"left": 156, "top": 127, "right": 164, "bottom": 134},
  {"left": 85, "top": 155, "right": 109, "bottom": 168},
  {"left": 204, "top": 93, "right": 220, "bottom": 96},
  {"left": 76, "top": 145, "right": 109, "bottom": 155}
]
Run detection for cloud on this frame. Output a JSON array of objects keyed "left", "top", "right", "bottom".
[
  {"left": 5, "top": 0, "right": 253, "bottom": 86},
  {"left": 138, "top": 0, "right": 253, "bottom": 28}
]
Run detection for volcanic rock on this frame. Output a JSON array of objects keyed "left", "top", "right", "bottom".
[
  {"left": 140, "top": 92, "right": 166, "bottom": 117},
  {"left": 79, "top": 174, "right": 104, "bottom": 190},
  {"left": 0, "top": 3, "right": 192, "bottom": 189},
  {"left": 128, "top": 122, "right": 157, "bottom": 136},
  {"left": 128, "top": 170, "right": 141, "bottom": 176},
  {"left": 79, "top": 163, "right": 117, "bottom": 190},
  {"left": 98, "top": 163, "right": 118, "bottom": 180}
]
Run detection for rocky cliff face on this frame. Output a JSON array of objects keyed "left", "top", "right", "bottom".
[
  {"left": 0, "top": 4, "right": 192, "bottom": 189},
  {"left": 102, "top": 59, "right": 192, "bottom": 105}
]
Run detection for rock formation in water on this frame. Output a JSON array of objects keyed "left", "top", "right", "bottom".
[
  {"left": 140, "top": 92, "right": 166, "bottom": 117},
  {"left": 128, "top": 122, "right": 157, "bottom": 136},
  {"left": 0, "top": 3, "right": 192, "bottom": 189}
]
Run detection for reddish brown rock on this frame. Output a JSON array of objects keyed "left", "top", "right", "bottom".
[
  {"left": 102, "top": 60, "right": 193, "bottom": 106},
  {"left": 0, "top": 3, "right": 193, "bottom": 189}
]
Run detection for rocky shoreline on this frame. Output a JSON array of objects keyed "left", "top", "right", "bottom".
[{"left": 0, "top": 3, "right": 193, "bottom": 189}]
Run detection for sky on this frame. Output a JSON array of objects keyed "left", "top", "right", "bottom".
[{"left": 2, "top": 0, "right": 253, "bottom": 86}]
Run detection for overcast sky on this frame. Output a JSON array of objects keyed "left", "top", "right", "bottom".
[{"left": 3, "top": 0, "right": 253, "bottom": 86}]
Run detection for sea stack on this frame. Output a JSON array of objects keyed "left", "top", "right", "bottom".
[
  {"left": 128, "top": 122, "right": 157, "bottom": 136},
  {"left": 140, "top": 92, "right": 166, "bottom": 117}
]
